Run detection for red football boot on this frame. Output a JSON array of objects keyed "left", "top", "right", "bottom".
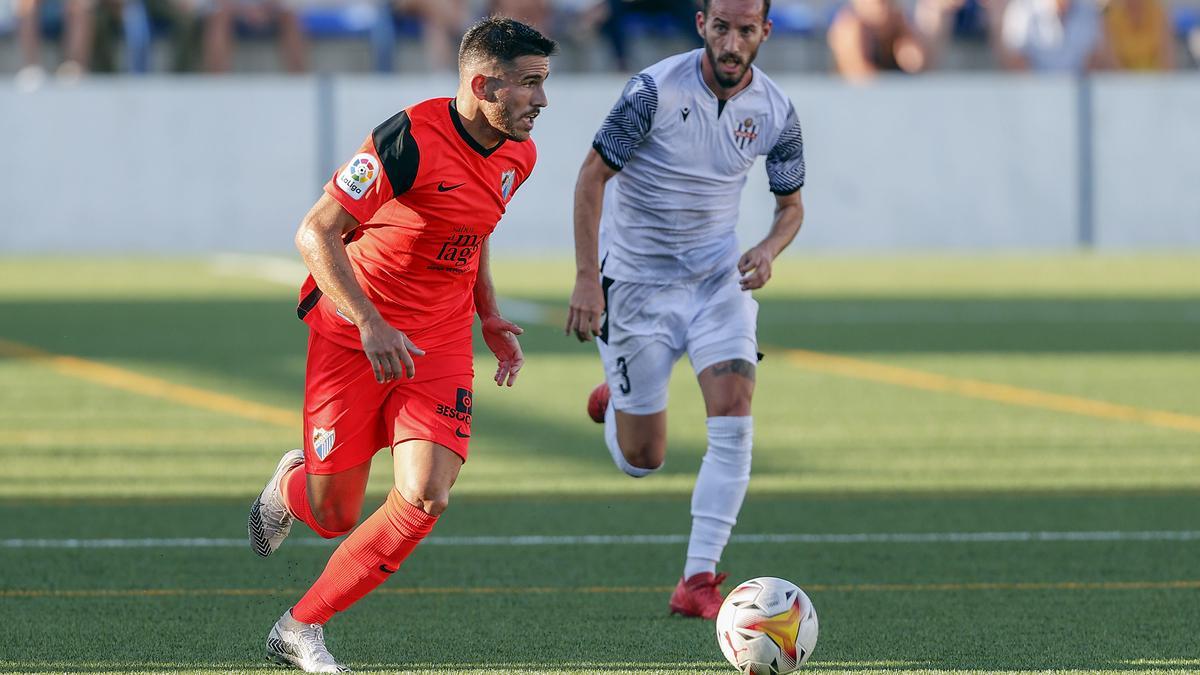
[
  {"left": 668, "top": 571, "right": 728, "bottom": 619},
  {"left": 586, "top": 382, "right": 610, "bottom": 424}
]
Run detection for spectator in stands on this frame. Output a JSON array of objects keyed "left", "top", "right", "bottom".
[
  {"left": 393, "top": 0, "right": 468, "bottom": 72},
  {"left": 602, "top": 0, "right": 699, "bottom": 71},
  {"left": 84, "top": 0, "right": 201, "bottom": 73},
  {"left": 15, "top": 0, "right": 95, "bottom": 85},
  {"left": 489, "top": 0, "right": 551, "bottom": 33},
  {"left": 204, "top": 0, "right": 308, "bottom": 73},
  {"left": 914, "top": 0, "right": 973, "bottom": 65},
  {"left": 829, "top": 0, "right": 932, "bottom": 79},
  {"left": 1103, "top": 0, "right": 1174, "bottom": 69},
  {"left": 999, "top": 0, "right": 1112, "bottom": 71}
]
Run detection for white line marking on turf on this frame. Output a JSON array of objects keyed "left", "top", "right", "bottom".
[
  {"left": 209, "top": 254, "right": 548, "bottom": 325},
  {"left": 210, "top": 254, "right": 307, "bottom": 286},
  {"left": 3, "top": 530, "right": 1198, "bottom": 549}
]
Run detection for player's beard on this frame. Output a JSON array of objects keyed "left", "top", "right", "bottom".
[
  {"left": 704, "top": 42, "right": 759, "bottom": 89},
  {"left": 486, "top": 101, "right": 538, "bottom": 142}
]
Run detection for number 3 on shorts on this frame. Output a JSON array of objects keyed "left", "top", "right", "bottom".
[{"left": 616, "top": 356, "right": 631, "bottom": 395}]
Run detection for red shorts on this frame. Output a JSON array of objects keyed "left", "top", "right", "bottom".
[{"left": 302, "top": 328, "right": 474, "bottom": 475}]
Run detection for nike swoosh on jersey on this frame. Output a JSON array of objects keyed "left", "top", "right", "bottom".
[
  {"left": 455, "top": 427, "right": 470, "bottom": 439},
  {"left": 379, "top": 564, "right": 398, "bottom": 574},
  {"left": 437, "top": 181, "right": 466, "bottom": 192}
]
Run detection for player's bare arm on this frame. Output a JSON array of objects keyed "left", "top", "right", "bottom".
[
  {"left": 473, "top": 238, "right": 525, "bottom": 387},
  {"left": 738, "top": 189, "right": 804, "bottom": 290},
  {"left": 566, "top": 148, "right": 618, "bottom": 342},
  {"left": 295, "top": 193, "right": 424, "bottom": 383}
]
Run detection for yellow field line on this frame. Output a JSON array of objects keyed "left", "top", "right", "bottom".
[
  {"left": 784, "top": 348, "right": 1200, "bottom": 434},
  {"left": 0, "top": 338, "right": 299, "bottom": 428},
  {"left": 6, "top": 332, "right": 1199, "bottom": 438},
  {"left": 4, "top": 579, "right": 1197, "bottom": 599}
]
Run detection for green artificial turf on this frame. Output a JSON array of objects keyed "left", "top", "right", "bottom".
[{"left": 0, "top": 254, "right": 1197, "bottom": 674}]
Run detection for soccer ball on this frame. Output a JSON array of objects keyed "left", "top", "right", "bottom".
[{"left": 715, "top": 577, "right": 818, "bottom": 674}]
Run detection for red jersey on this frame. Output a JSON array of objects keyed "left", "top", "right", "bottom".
[{"left": 298, "top": 97, "right": 537, "bottom": 354}]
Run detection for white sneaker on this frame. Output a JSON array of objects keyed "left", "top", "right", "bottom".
[
  {"left": 266, "top": 611, "right": 350, "bottom": 673},
  {"left": 248, "top": 449, "right": 304, "bottom": 557}
]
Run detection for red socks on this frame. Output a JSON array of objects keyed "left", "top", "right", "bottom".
[
  {"left": 281, "top": 465, "right": 347, "bottom": 540},
  {"left": 290, "top": 489, "right": 438, "bottom": 625}
]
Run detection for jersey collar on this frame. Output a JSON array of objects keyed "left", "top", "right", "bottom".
[{"left": 448, "top": 99, "right": 506, "bottom": 158}]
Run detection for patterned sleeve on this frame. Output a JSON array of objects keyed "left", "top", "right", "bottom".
[
  {"left": 765, "top": 103, "right": 806, "bottom": 195},
  {"left": 591, "top": 73, "right": 658, "bottom": 171}
]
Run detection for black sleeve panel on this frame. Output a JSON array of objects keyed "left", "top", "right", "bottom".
[{"left": 372, "top": 110, "right": 420, "bottom": 196}]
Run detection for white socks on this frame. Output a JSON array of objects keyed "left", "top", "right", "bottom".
[
  {"left": 604, "top": 400, "right": 658, "bottom": 478},
  {"left": 685, "top": 416, "right": 752, "bottom": 579}
]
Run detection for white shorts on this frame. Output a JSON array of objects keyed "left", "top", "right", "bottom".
[{"left": 596, "top": 269, "right": 759, "bottom": 415}]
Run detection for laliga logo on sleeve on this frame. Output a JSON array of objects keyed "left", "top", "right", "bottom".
[{"left": 337, "top": 153, "right": 378, "bottom": 200}]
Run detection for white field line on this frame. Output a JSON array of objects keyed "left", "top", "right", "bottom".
[
  {"left": 759, "top": 305, "right": 1200, "bottom": 324},
  {"left": 3, "top": 530, "right": 1198, "bottom": 549},
  {"left": 210, "top": 253, "right": 308, "bottom": 287},
  {"left": 208, "top": 254, "right": 547, "bottom": 325},
  {"left": 209, "top": 256, "right": 1200, "bottom": 326}
]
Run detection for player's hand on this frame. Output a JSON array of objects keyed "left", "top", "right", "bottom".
[
  {"left": 481, "top": 314, "right": 524, "bottom": 387},
  {"left": 738, "top": 245, "right": 775, "bottom": 291},
  {"left": 566, "top": 274, "right": 604, "bottom": 342},
  {"left": 359, "top": 317, "right": 425, "bottom": 382}
]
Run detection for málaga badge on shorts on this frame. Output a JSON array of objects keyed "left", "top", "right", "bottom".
[
  {"left": 500, "top": 168, "right": 516, "bottom": 202},
  {"left": 312, "top": 427, "right": 335, "bottom": 461},
  {"left": 734, "top": 117, "right": 759, "bottom": 150}
]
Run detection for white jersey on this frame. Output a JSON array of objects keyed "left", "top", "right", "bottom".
[{"left": 592, "top": 49, "right": 806, "bottom": 282}]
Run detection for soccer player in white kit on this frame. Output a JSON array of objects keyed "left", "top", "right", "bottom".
[{"left": 565, "top": 0, "right": 806, "bottom": 619}]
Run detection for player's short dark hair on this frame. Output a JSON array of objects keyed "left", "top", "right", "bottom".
[
  {"left": 702, "top": 0, "right": 772, "bottom": 20},
  {"left": 458, "top": 17, "right": 558, "bottom": 73}
]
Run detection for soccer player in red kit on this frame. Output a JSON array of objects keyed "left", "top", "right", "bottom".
[{"left": 246, "top": 18, "right": 555, "bottom": 673}]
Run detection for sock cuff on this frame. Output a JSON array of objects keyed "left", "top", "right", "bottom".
[
  {"left": 706, "top": 415, "right": 753, "bottom": 446},
  {"left": 280, "top": 464, "right": 306, "bottom": 518},
  {"left": 387, "top": 490, "right": 438, "bottom": 538},
  {"left": 308, "top": 513, "right": 352, "bottom": 540},
  {"left": 617, "top": 454, "right": 658, "bottom": 478}
]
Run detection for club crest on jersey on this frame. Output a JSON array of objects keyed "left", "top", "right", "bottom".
[
  {"left": 311, "top": 427, "right": 335, "bottom": 461},
  {"left": 500, "top": 168, "right": 516, "bottom": 202},
  {"left": 337, "top": 153, "right": 378, "bottom": 200},
  {"left": 733, "top": 117, "right": 759, "bottom": 150}
]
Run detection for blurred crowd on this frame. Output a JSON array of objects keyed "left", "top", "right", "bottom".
[
  {"left": 3, "top": 0, "right": 1196, "bottom": 84},
  {"left": 828, "top": 0, "right": 1192, "bottom": 78}
]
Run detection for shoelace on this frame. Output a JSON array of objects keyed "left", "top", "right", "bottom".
[
  {"left": 267, "top": 486, "right": 293, "bottom": 529},
  {"left": 296, "top": 623, "right": 332, "bottom": 661}
]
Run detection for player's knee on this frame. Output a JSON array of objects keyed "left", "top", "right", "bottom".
[
  {"left": 708, "top": 397, "right": 752, "bottom": 417},
  {"left": 399, "top": 486, "right": 450, "bottom": 517}
]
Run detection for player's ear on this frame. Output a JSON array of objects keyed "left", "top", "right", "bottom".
[
  {"left": 695, "top": 10, "right": 705, "bottom": 38},
  {"left": 470, "top": 73, "right": 497, "bottom": 102},
  {"left": 762, "top": 18, "right": 773, "bottom": 41}
]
